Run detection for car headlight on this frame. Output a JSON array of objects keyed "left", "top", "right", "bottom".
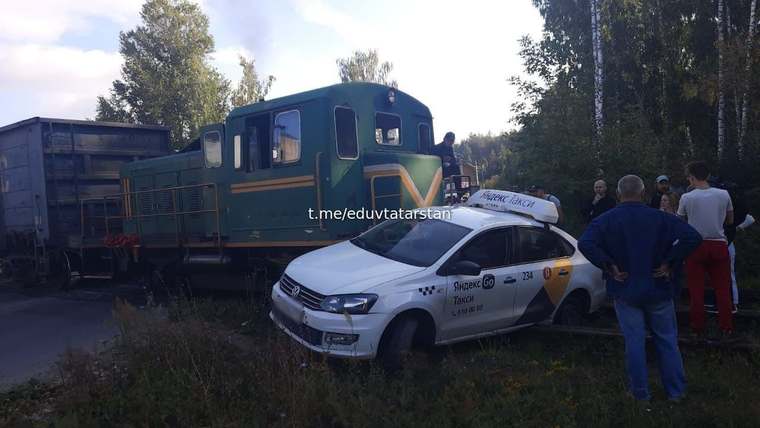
[{"left": 320, "top": 294, "right": 378, "bottom": 314}]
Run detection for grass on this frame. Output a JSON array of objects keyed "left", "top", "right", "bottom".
[{"left": 2, "top": 296, "right": 760, "bottom": 427}]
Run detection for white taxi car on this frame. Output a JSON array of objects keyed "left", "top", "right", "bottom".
[{"left": 270, "top": 190, "right": 605, "bottom": 366}]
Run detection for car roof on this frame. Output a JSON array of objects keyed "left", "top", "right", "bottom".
[{"left": 426, "top": 206, "right": 543, "bottom": 231}]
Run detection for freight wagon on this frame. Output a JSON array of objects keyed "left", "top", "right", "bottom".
[
  {"left": 0, "top": 117, "right": 170, "bottom": 285},
  {"left": 86, "top": 82, "right": 446, "bottom": 292}
]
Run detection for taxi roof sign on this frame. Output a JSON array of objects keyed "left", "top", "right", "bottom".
[{"left": 466, "top": 189, "right": 559, "bottom": 224}]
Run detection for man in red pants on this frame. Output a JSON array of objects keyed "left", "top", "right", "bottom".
[{"left": 677, "top": 161, "right": 734, "bottom": 338}]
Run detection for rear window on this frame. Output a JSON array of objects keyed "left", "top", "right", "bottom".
[
  {"left": 514, "top": 227, "right": 574, "bottom": 264},
  {"left": 335, "top": 107, "right": 358, "bottom": 159},
  {"left": 375, "top": 112, "right": 401, "bottom": 145}
]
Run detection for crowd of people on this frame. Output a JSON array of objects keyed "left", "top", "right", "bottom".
[
  {"left": 574, "top": 162, "right": 755, "bottom": 406},
  {"left": 431, "top": 137, "right": 755, "bottom": 405},
  {"left": 579, "top": 164, "right": 755, "bottom": 314}
]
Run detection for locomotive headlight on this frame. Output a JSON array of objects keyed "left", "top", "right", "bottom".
[
  {"left": 387, "top": 89, "right": 396, "bottom": 104},
  {"left": 320, "top": 294, "right": 378, "bottom": 314}
]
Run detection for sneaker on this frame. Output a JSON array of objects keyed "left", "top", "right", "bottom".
[{"left": 732, "top": 304, "right": 738, "bottom": 314}]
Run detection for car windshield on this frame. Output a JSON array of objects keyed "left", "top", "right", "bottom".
[{"left": 351, "top": 219, "right": 472, "bottom": 267}]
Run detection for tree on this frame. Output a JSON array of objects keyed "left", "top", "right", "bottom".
[
  {"left": 95, "top": 0, "right": 230, "bottom": 148},
  {"left": 717, "top": 0, "right": 727, "bottom": 161},
  {"left": 738, "top": 0, "right": 758, "bottom": 158},
  {"left": 230, "top": 55, "right": 275, "bottom": 108},
  {"left": 336, "top": 49, "right": 397, "bottom": 87},
  {"left": 590, "top": 0, "right": 604, "bottom": 166}
]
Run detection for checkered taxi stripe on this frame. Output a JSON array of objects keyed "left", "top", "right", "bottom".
[{"left": 418, "top": 286, "right": 436, "bottom": 296}]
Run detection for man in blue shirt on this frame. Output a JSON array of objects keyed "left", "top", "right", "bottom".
[{"left": 578, "top": 175, "right": 702, "bottom": 403}]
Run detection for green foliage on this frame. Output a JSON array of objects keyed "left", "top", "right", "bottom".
[
  {"left": 95, "top": 0, "right": 231, "bottom": 148},
  {"left": 336, "top": 49, "right": 397, "bottom": 87},
  {"left": 230, "top": 55, "right": 275, "bottom": 108},
  {"left": 454, "top": 133, "right": 515, "bottom": 187},
  {"left": 459, "top": 0, "right": 760, "bottom": 257}
]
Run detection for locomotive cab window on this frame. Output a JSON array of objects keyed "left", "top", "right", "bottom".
[
  {"left": 273, "top": 110, "right": 301, "bottom": 164},
  {"left": 375, "top": 112, "right": 401, "bottom": 146},
  {"left": 418, "top": 123, "right": 431, "bottom": 154},
  {"left": 335, "top": 106, "right": 358, "bottom": 159},
  {"left": 203, "top": 131, "right": 222, "bottom": 168},
  {"left": 245, "top": 114, "right": 270, "bottom": 171}
]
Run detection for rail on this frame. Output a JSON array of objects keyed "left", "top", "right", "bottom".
[{"left": 79, "top": 182, "right": 221, "bottom": 249}]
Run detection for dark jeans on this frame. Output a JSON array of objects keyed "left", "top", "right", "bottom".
[{"left": 614, "top": 298, "right": 686, "bottom": 400}]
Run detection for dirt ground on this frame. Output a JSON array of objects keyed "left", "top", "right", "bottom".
[{"left": 0, "top": 279, "right": 146, "bottom": 391}]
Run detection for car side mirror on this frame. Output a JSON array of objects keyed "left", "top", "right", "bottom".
[{"left": 448, "top": 260, "right": 481, "bottom": 276}]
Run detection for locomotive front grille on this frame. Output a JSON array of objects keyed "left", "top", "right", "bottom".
[{"left": 279, "top": 274, "right": 325, "bottom": 311}]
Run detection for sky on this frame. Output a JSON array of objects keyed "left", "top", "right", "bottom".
[{"left": 0, "top": 0, "right": 544, "bottom": 139}]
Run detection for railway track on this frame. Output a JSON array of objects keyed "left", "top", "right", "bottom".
[
  {"left": 533, "top": 298, "right": 760, "bottom": 352},
  {"left": 532, "top": 325, "right": 760, "bottom": 352}
]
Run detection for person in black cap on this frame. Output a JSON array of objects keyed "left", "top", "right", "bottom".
[
  {"left": 431, "top": 131, "right": 460, "bottom": 178},
  {"left": 528, "top": 184, "right": 564, "bottom": 224},
  {"left": 650, "top": 175, "right": 671, "bottom": 209}
]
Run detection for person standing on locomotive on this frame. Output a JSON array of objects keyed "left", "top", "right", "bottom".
[{"left": 432, "top": 131, "right": 460, "bottom": 179}]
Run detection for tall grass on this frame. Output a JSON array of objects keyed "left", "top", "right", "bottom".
[{"left": 3, "top": 296, "right": 760, "bottom": 427}]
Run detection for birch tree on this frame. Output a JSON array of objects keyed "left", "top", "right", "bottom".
[
  {"left": 717, "top": 0, "right": 727, "bottom": 161},
  {"left": 590, "top": 0, "right": 604, "bottom": 164},
  {"left": 739, "top": 0, "right": 758, "bottom": 158}
]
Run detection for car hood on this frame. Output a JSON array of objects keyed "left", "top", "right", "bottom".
[{"left": 284, "top": 241, "right": 426, "bottom": 295}]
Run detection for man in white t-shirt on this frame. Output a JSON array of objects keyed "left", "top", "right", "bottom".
[{"left": 677, "top": 161, "right": 734, "bottom": 338}]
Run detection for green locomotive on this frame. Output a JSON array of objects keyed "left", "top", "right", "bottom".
[{"left": 84, "top": 82, "right": 444, "bottom": 289}]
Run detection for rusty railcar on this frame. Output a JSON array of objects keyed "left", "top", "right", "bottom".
[{"left": 0, "top": 117, "right": 169, "bottom": 285}]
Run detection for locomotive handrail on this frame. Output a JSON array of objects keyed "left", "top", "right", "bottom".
[
  {"left": 79, "top": 182, "right": 221, "bottom": 249},
  {"left": 315, "top": 151, "right": 325, "bottom": 231}
]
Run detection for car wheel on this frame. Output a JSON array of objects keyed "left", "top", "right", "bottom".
[
  {"left": 554, "top": 293, "right": 587, "bottom": 326},
  {"left": 379, "top": 315, "right": 419, "bottom": 372}
]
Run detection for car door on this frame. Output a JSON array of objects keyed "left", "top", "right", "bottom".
[
  {"left": 439, "top": 227, "right": 521, "bottom": 341},
  {"left": 511, "top": 226, "right": 576, "bottom": 325}
]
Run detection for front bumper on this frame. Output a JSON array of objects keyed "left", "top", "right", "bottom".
[{"left": 269, "top": 281, "right": 389, "bottom": 359}]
